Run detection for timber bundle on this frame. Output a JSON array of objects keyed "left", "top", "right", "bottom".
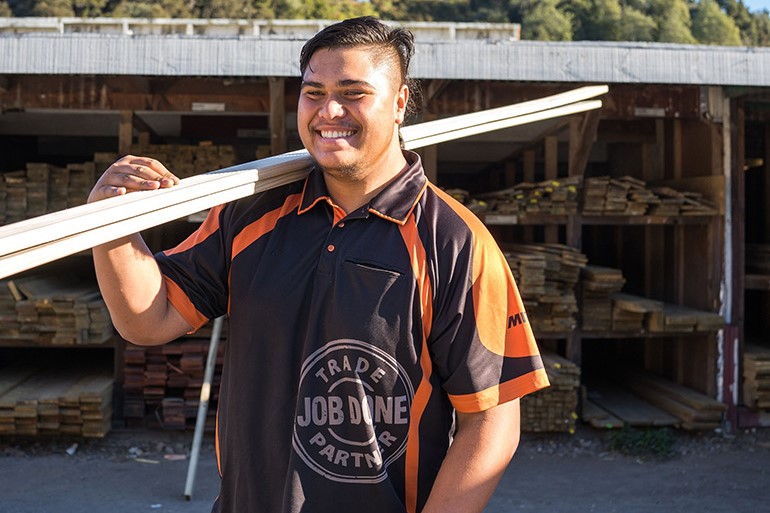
[
  {"left": 123, "top": 330, "right": 225, "bottom": 431},
  {"left": 520, "top": 351, "right": 580, "bottom": 433},
  {"left": 503, "top": 243, "right": 588, "bottom": 334},
  {"left": 0, "top": 143, "right": 237, "bottom": 224},
  {"left": 0, "top": 359, "right": 113, "bottom": 437},
  {"left": 0, "top": 273, "right": 112, "bottom": 346},
  {"left": 465, "top": 175, "right": 718, "bottom": 217},
  {"left": 579, "top": 265, "right": 724, "bottom": 333},
  {"left": 743, "top": 345, "right": 770, "bottom": 411}
]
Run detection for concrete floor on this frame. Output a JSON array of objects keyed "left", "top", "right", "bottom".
[{"left": 1, "top": 427, "right": 769, "bottom": 513}]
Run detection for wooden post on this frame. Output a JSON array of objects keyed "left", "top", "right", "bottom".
[
  {"left": 118, "top": 110, "right": 133, "bottom": 156},
  {"left": 269, "top": 77, "right": 286, "bottom": 156},
  {"left": 544, "top": 135, "right": 558, "bottom": 243}
]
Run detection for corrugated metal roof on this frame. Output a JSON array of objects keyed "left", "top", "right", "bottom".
[{"left": 2, "top": 32, "right": 770, "bottom": 86}]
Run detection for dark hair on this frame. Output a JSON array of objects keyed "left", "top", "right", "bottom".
[{"left": 299, "top": 16, "right": 421, "bottom": 122}]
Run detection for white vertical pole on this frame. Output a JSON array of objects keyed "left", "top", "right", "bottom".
[{"left": 184, "top": 315, "right": 224, "bottom": 500}]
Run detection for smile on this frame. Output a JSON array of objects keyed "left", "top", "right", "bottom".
[{"left": 320, "top": 130, "right": 357, "bottom": 139}]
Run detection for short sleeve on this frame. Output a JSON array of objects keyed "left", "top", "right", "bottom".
[
  {"left": 155, "top": 205, "right": 230, "bottom": 332},
  {"left": 428, "top": 215, "right": 550, "bottom": 413}
]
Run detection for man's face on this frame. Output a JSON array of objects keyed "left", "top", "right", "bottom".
[{"left": 298, "top": 46, "right": 408, "bottom": 180}]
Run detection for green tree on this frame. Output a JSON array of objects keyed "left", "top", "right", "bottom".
[
  {"left": 520, "top": 0, "right": 572, "bottom": 41},
  {"left": 0, "top": 0, "right": 12, "bottom": 15},
  {"left": 692, "top": 0, "right": 742, "bottom": 45},
  {"left": 111, "top": 0, "right": 193, "bottom": 18},
  {"left": 649, "top": 0, "right": 697, "bottom": 43},
  {"left": 568, "top": 0, "right": 622, "bottom": 41},
  {"left": 618, "top": 5, "right": 657, "bottom": 41}
]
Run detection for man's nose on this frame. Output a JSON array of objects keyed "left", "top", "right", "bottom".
[{"left": 319, "top": 98, "right": 345, "bottom": 119}]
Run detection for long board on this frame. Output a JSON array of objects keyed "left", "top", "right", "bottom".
[{"left": 0, "top": 85, "right": 608, "bottom": 279}]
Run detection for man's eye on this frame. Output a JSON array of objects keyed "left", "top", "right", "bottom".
[{"left": 305, "top": 90, "right": 324, "bottom": 97}]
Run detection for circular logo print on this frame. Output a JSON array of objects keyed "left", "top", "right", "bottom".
[{"left": 292, "top": 339, "right": 414, "bottom": 483}]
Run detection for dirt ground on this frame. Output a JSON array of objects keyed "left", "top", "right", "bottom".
[{"left": 0, "top": 425, "right": 769, "bottom": 513}]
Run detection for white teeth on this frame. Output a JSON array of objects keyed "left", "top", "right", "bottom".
[{"left": 320, "top": 130, "right": 355, "bottom": 138}]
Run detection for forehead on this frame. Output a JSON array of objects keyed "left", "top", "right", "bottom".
[{"left": 302, "top": 46, "right": 399, "bottom": 83}]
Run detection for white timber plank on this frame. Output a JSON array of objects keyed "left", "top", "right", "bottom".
[{"left": 0, "top": 86, "right": 608, "bottom": 279}]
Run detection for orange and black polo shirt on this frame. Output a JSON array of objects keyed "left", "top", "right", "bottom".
[{"left": 156, "top": 151, "right": 549, "bottom": 513}]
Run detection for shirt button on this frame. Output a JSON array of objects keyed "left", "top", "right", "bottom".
[
  {"left": 338, "top": 222, "right": 345, "bottom": 228},
  {"left": 327, "top": 244, "right": 335, "bottom": 252}
]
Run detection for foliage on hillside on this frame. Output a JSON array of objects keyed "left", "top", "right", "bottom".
[{"left": 2, "top": 0, "right": 769, "bottom": 46}]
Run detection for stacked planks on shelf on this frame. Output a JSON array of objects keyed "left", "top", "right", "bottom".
[
  {"left": 504, "top": 243, "right": 588, "bottom": 334},
  {"left": 520, "top": 351, "right": 580, "bottom": 433},
  {"left": 618, "top": 370, "right": 727, "bottom": 430},
  {"left": 474, "top": 176, "right": 581, "bottom": 215},
  {"left": 0, "top": 143, "right": 237, "bottom": 225},
  {"left": 0, "top": 361, "right": 113, "bottom": 437},
  {"left": 123, "top": 331, "right": 224, "bottom": 431},
  {"left": 0, "top": 273, "right": 112, "bottom": 345},
  {"left": 580, "top": 265, "right": 626, "bottom": 331},
  {"left": 743, "top": 344, "right": 770, "bottom": 412}
]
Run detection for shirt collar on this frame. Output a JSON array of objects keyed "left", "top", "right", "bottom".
[{"left": 297, "top": 150, "right": 427, "bottom": 225}]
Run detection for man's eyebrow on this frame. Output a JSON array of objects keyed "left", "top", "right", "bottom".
[{"left": 300, "top": 80, "right": 376, "bottom": 89}]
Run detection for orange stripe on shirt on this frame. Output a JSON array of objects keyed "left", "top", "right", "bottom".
[
  {"left": 164, "top": 204, "right": 225, "bottom": 256},
  {"left": 398, "top": 218, "right": 434, "bottom": 513},
  {"left": 428, "top": 183, "right": 539, "bottom": 359},
  {"left": 232, "top": 193, "right": 302, "bottom": 260},
  {"left": 448, "top": 368, "right": 550, "bottom": 413},
  {"left": 163, "top": 275, "right": 208, "bottom": 331}
]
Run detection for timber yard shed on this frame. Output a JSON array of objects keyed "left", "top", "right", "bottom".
[{"left": 1, "top": 17, "right": 769, "bottom": 437}]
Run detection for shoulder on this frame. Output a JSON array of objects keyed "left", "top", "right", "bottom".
[{"left": 420, "top": 182, "right": 498, "bottom": 250}]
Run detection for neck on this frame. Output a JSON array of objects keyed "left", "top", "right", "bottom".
[{"left": 323, "top": 148, "right": 408, "bottom": 215}]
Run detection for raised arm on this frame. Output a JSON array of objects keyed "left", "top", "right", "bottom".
[{"left": 88, "top": 155, "right": 192, "bottom": 345}]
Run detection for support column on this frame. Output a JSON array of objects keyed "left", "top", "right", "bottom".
[{"left": 269, "top": 77, "right": 287, "bottom": 155}]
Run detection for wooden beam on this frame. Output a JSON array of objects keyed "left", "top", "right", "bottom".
[
  {"left": 568, "top": 109, "right": 601, "bottom": 177},
  {"left": 544, "top": 135, "right": 558, "bottom": 243},
  {"left": 268, "top": 77, "right": 287, "bottom": 155},
  {"left": 0, "top": 85, "right": 608, "bottom": 279},
  {"left": 118, "top": 111, "right": 133, "bottom": 156}
]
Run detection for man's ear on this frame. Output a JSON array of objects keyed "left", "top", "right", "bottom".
[{"left": 395, "top": 84, "right": 409, "bottom": 125}]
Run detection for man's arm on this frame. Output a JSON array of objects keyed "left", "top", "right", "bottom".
[
  {"left": 422, "top": 399, "right": 521, "bottom": 513},
  {"left": 89, "top": 155, "right": 192, "bottom": 345}
]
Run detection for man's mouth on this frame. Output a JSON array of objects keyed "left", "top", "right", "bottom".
[{"left": 319, "top": 129, "right": 357, "bottom": 139}]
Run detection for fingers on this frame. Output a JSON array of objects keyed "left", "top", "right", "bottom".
[{"left": 88, "top": 155, "right": 181, "bottom": 203}]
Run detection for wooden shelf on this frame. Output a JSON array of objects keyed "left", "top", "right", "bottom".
[
  {"left": 745, "top": 274, "right": 770, "bottom": 291},
  {"left": 482, "top": 213, "right": 716, "bottom": 226}
]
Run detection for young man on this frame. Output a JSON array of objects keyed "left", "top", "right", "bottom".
[{"left": 88, "top": 17, "right": 549, "bottom": 513}]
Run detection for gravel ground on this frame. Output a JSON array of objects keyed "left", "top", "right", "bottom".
[{"left": 1, "top": 424, "right": 769, "bottom": 513}]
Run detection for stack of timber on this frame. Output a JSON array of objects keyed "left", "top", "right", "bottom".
[
  {"left": 583, "top": 176, "right": 655, "bottom": 215},
  {"left": 619, "top": 369, "right": 727, "bottom": 430},
  {"left": 743, "top": 344, "right": 770, "bottom": 411},
  {"left": 0, "top": 163, "right": 95, "bottom": 224},
  {"left": 0, "top": 360, "right": 113, "bottom": 437},
  {"left": 124, "top": 141, "right": 237, "bottom": 180},
  {"left": 582, "top": 176, "right": 717, "bottom": 216},
  {"left": 648, "top": 186, "right": 718, "bottom": 216},
  {"left": 123, "top": 333, "right": 224, "bottom": 430},
  {"left": 580, "top": 265, "right": 626, "bottom": 331},
  {"left": 1, "top": 272, "right": 113, "bottom": 345},
  {"left": 610, "top": 293, "right": 664, "bottom": 332},
  {"left": 504, "top": 243, "right": 587, "bottom": 333},
  {"left": 520, "top": 351, "right": 580, "bottom": 433},
  {"left": 584, "top": 380, "right": 680, "bottom": 429},
  {"left": 0, "top": 142, "right": 236, "bottom": 225},
  {"left": 645, "top": 303, "right": 724, "bottom": 333},
  {"left": 475, "top": 177, "right": 581, "bottom": 216}
]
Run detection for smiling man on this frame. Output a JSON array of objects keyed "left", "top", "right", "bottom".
[{"left": 88, "top": 16, "right": 549, "bottom": 513}]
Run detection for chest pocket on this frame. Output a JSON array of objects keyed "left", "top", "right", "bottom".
[{"left": 338, "top": 258, "right": 411, "bottom": 335}]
